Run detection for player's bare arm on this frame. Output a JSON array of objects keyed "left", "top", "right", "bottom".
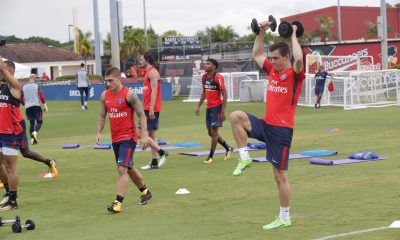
[
  {"left": 127, "top": 90, "right": 149, "bottom": 149},
  {"left": 0, "top": 57, "right": 21, "bottom": 99},
  {"left": 96, "top": 91, "right": 107, "bottom": 144},
  {"left": 148, "top": 70, "right": 159, "bottom": 119},
  {"left": 195, "top": 89, "right": 206, "bottom": 116},
  {"left": 291, "top": 25, "right": 304, "bottom": 73},
  {"left": 252, "top": 21, "right": 269, "bottom": 68},
  {"left": 221, "top": 88, "right": 228, "bottom": 121}
]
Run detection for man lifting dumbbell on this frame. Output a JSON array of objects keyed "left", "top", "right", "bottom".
[
  {"left": 231, "top": 17, "right": 305, "bottom": 229},
  {"left": 251, "top": 15, "right": 277, "bottom": 35}
]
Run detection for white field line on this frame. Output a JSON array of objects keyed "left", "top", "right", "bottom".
[{"left": 311, "top": 226, "right": 389, "bottom": 240}]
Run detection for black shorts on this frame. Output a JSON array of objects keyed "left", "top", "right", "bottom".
[
  {"left": 247, "top": 113, "right": 293, "bottom": 170},
  {"left": 26, "top": 106, "right": 43, "bottom": 122},
  {"left": 144, "top": 110, "right": 160, "bottom": 131},
  {"left": 315, "top": 86, "right": 324, "bottom": 96}
]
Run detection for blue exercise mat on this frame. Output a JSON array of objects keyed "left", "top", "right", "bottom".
[
  {"left": 300, "top": 150, "right": 337, "bottom": 157},
  {"left": 174, "top": 142, "right": 203, "bottom": 148}
]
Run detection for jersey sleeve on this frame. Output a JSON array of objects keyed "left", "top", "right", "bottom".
[
  {"left": 296, "top": 67, "right": 306, "bottom": 83},
  {"left": 263, "top": 58, "right": 274, "bottom": 75},
  {"left": 39, "top": 90, "right": 46, "bottom": 104},
  {"left": 215, "top": 73, "right": 225, "bottom": 90}
]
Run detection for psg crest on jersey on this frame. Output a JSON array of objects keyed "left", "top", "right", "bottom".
[
  {"left": 280, "top": 74, "right": 287, "bottom": 81},
  {"left": 117, "top": 98, "right": 123, "bottom": 105}
]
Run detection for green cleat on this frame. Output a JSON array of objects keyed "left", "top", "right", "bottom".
[
  {"left": 262, "top": 217, "right": 291, "bottom": 229},
  {"left": 232, "top": 158, "right": 252, "bottom": 176}
]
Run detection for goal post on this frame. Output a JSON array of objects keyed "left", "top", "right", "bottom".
[
  {"left": 306, "top": 54, "right": 375, "bottom": 75},
  {"left": 184, "top": 71, "right": 260, "bottom": 102}
]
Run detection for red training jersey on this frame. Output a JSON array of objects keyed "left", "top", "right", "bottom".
[
  {"left": 0, "top": 84, "right": 24, "bottom": 135},
  {"left": 143, "top": 66, "right": 162, "bottom": 112},
  {"left": 263, "top": 59, "right": 305, "bottom": 129},
  {"left": 202, "top": 72, "right": 225, "bottom": 108},
  {"left": 104, "top": 87, "right": 137, "bottom": 143}
]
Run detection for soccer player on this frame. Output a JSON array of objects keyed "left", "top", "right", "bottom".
[
  {"left": 0, "top": 60, "right": 58, "bottom": 209},
  {"left": 76, "top": 63, "right": 90, "bottom": 110},
  {"left": 21, "top": 74, "right": 48, "bottom": 144},
  {"left": 0, "top": 58, "right": 23, "bottom": 210},
  {"left": 314, "top": 65, "right": 334, "bottom": 109},
  {"left": 229, "top": 21, "right": 305, "bottom": 229},
  {"left": 138, "top": 52, "right": 169, "bottom": 170},
  {"left": 195, "top": 58, "right": 234, "bottom": 164},
  {"left": 96, "top": 67, "right": 153, "bottom": 213}
]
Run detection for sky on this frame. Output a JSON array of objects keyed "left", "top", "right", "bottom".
[{"left": 1, "top": 0, "right": 399, "bottom": 43}]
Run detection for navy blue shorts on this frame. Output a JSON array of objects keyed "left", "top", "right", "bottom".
[
  {"left": 315, "top": 86, "right": 324, "bottom": 96},
  {"left": 145, "top": 110, "right": 160, "bottom": 131},
  {"left": 112, "top": 139, "right": 137, "bottom": 169},
  {"left": 0, "top": 120, "right": 28, "bottom": 150},
  {"left": 206, "top": 104, "right": 223, "bottom": 128},
  {"left": 26, "top": 106, "right": 43, "bottom": 122},
  {"left": 247, "top": 113, "right": 293, "bottom": 170}
]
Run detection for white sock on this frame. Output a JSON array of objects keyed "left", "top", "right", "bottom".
[
  {"left": 84, "top": 101, "right": 88, "bottom": 106},
  {"left": 238, "top": 147, "right": 250, "bottom": 160},
  {"left": 279, "top": 207, "right": 290, "bottom": 221}
]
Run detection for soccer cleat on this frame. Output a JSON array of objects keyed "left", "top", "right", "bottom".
[
  {"left": 224, "top": 147, "right": 234, "bottom": 160},
  {"left": 107, "top": 200, "right": 122, "bottom": 213},
  {"left": 203, "top": 157, "right": 213, "bottom": 164},
  {"left": 81, "top": 106, "right": 86, "bottom": 111},
  {"left": 0, "top": 193, "right": 9, "bottom": 206},
  {"left": 158, "top": 151, "right": 169, "bottom": 168},
  {"left": 263, "top": 217, "right": 291, "bottom": 229},
  {"left": 233, "top": 158, "right": 252, "bottom": 176},
  {"left": 32, "top": 131, "right": 38, "bottom": 144},
  {"left": 141, "top": 162, "right": 158, "bottom": 170},
  {"left": 139, "top": 189, "right": 152, "bottom": 205},
  {"left": 0, "top": 200, "right": 18, "bottom": 211},
  {"left": 49, "top": 160, "right": 58, "bottom": 180}
]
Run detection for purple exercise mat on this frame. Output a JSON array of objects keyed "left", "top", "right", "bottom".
[
  {"left": 179, "top": 148, "right": 258, "bottom": 156},
  {"left": 309, "top": 157, "right": 388, "bottom": 166},
  {"left": 62, "top": 144, "right": 80, "bottom": 149}
]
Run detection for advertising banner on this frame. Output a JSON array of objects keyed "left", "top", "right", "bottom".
[{"left": 40, "top": 83, "right": 173, "bottom": 101}]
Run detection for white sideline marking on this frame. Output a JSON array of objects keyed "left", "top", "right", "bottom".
[{"left": 311, "top": 226, "right": 389, "bottom": 240}]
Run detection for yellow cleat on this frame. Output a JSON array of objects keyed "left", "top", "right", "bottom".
[
  {"left": 224, "top": 147, "right": 234, "bottom": 160},
  {"left": 107, "top": 200, "right": 122, "bottom": 213},
  {"left": 49, "top": 160, "right": 58, "bottom": 180},
  {"left": 32, "top": 131, "right": 38, "bottom": 144},
  {"left": 203, "top": 157, "right": 213, "bottom": 164}
]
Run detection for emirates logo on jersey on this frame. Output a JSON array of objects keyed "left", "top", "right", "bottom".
[{"left": 268, "top": 80, "right": 288, "bottom": 94}]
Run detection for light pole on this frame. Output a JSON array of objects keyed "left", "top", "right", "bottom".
[
  {"left": 337, "top": 0, "right": 342, "bottom": 43},
  {"left": 68, "top": 24, "right": 74, "bottom": 42},
  {"left": 143, "top": 0, "right": 148, "bottom": 48}
]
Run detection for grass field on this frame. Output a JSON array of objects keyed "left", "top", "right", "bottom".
[{"left": 0, "top": 100, "right": 399, "bottom": 240}]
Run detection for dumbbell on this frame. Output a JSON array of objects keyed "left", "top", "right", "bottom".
[
  {"left": 12, "top": 219, "right": 35, "bottom": 233},
  {"left": 0, "top": 215, "right": 20, "bottom": 226},
  {"left": 251, "top": 15, "right": 277, "bottom": 35},
  {"left": 278, "top": 21, "right": 304, "bottom": 38}
]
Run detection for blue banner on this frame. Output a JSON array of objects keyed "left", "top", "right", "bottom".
[{"left": 41, "top": 83, "right": 173, "bottom": 101}]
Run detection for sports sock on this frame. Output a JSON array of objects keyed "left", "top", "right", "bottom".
[
  {"left": 238, "top": 147, "right": 250, "bottom": 160},
  {"left": 279, "top": 207, "right": 290, "bottom": 221},
  {"left": 45, "top": 159, "right": 52, "bottom": 167},
  {"left": 151, "top": 158, "right": 158, "bottom": 166},
  {"left": 208, "top": 149, "right": 215, "bottom": 159},
  {"left": 219, "top": 140, "right": 230, "bottom": 151},
  {"left": 116, "top": 195, "right": 124, "bottom": 203},
  {"left": 4, "top": 183, "right": 9, "bottom": 193},
  {"left": 157, "top": 149, "right": 166, "bottom": 156},
  {"left": 9, "top": 191, "right": 17, "bottom": 202},
  {"left": 139, "top": 185, "right": 147, "bottom": 193}
]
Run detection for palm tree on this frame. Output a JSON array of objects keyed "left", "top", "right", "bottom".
[
  {"left": 77, "top": 28, "right": 93, "bottom": 69},
  {"left": 120, "top": 26, "right": 147, "bottom": 66},
  {"left": 365, "top": 20, "right": 394, "bottom": 39},
  {"left": 310, "top": 16, "right": 337, "bottom": 43},
  {"left": 161, "top": 30, "right": 183, "bottom": 38}
]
